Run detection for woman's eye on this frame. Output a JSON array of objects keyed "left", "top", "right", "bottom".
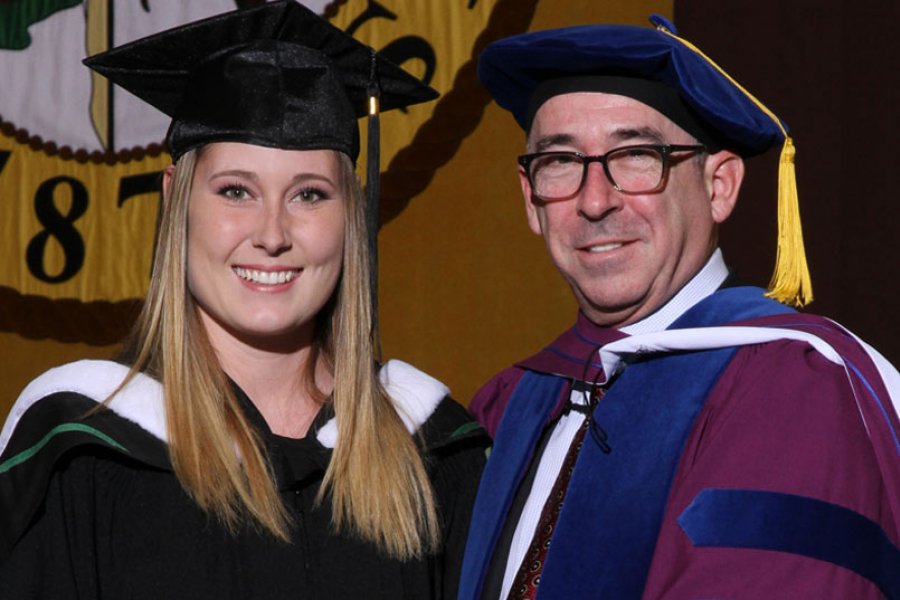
[
  {"left": 218, "top": 185, "right": 251, "bottom": 201},
  {"left": 294, "top": 187, "right": 329, "bottom": 203}
]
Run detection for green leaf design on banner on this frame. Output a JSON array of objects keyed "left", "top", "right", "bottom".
[{"left": 0, "top": 0, "right": 82, "bottom": 50}]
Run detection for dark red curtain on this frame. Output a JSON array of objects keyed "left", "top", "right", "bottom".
[{"left": 676, "top": 0, "right": 900, "bottom": 364}]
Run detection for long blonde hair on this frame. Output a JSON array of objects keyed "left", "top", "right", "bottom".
[{"left": 119, "top": 147, "right": 439, "bottom": 558}]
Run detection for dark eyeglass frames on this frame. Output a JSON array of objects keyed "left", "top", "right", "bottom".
[{"left": 518, "top": 144, "right": 707, "bottom": 201}]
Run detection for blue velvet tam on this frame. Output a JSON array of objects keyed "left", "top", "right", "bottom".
[
  {"left": 478, "top": 15, "right": 788, "bottom": 158},
  {"left": 83, "top": 0, "right": 437, "bottom": 162}
]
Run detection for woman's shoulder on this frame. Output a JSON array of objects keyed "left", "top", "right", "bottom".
[
  {"left": 315, "top": 359, "right": 487, "bottom": 451},
  {"left": 4, "top": 358, "right": 167, "bottom": 448},
  {"left": 378, "top": 359, "right": 487, "bottom": 447},
  {"left": 380, "top": 359, "right": 449, "bottom": 433},
  {"left": 8, "top": 359, "right": 134, "bottom": 428},
  {"left": 0, "top": 359, "right": 172, "bottom": 562}
]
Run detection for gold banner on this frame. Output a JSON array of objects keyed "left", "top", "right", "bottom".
[
  {"left": 0, "top": 0, "right": 535, "bottom": 342},
  {"left": 1, "top": 0, "right": 674, "bottom": 411},
  {"left": 0, "top": 142, "right": 167, "bottom": 302}
]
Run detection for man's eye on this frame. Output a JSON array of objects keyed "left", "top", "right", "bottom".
[
  {"left": 620, "top": 148, "right": 658, "bottom": 160},
  {"left": 534, "top": 154, "right": 580, "bottom": 173},
  {"left": 548, "top": 154, "right": 578, "bottom": 165}
]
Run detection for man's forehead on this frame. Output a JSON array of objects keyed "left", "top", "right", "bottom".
[{"left": 529, "top": 92, "right": 690, "bottom": 145}]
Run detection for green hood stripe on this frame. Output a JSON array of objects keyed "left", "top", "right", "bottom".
[
  {"left": 450, "top": 421, "right": 484, "bottom": 439},
  {"left": 0, "top": 422, "right": 128, "bottom": 474}
]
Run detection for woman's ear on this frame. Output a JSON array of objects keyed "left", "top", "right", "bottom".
[
  {"left": 161, "top": 164, "right": 176, "bottom": 206},
  {"left": 704, "top": 150, "right": 744, "bottom": 224}
]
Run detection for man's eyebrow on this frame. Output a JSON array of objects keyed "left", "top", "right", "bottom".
[
  {"left": 611, "top": 126, "right": 666, "bottom": 144},
  {"left": 532, "top": 133, "right": 575, "bottom": 152},
  {"left": 530, "top": 126, "right": 669, "bottom": 153}
]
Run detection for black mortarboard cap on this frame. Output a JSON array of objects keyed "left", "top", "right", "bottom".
[
  {"left": 82, "top": 0, "right": 437, "bottom": 162},
  {"left": 84, "top": 0, "right": 439, "bottom": 356}
]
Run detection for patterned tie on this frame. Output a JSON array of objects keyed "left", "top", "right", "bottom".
[{"left": 506, "top": 417, "right": 590, "bottom": 600}]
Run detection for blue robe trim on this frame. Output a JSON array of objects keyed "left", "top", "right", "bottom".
[
  {"left": 670, "top": 286, "right": 795, "bottom": 327},
  {"left": 678, "top": 488, "right": 900, "bottom": 600},
  {"left": 460, "top": 287, "right": 794, "bottom": 600},
  {"left": 538, "top": 290, "right": 794, "bottom": 598},
  {"left": 843, "top": 359, "right": 900, "bottom": 458},
  {"left": 459, "top": 372, "right": 567, "bottom": 599},
  {"left": 534, "top": 342, "right": 740, "bottom": 598}
]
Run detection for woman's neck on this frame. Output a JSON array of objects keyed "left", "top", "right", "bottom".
[{"left": 203, "top": 317, "right": 333, "bottom": 439}]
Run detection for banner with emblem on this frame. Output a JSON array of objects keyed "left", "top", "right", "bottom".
[
  {"left": 1, "top": 0, "right": 670, "bottom": 410},
  {"left": 0, "top": 0, "right": 533, "bottom": 341}
]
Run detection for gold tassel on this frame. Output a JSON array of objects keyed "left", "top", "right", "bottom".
[
  {"left": 656, "top": 24, "right": 813, "bottom": 307},
  {"left": 765, "top": 137, "right": 813, "bottom": 306}
]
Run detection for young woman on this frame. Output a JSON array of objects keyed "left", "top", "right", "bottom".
[{"left": 0, "top": 3, "right": 487, "bottom": 598}]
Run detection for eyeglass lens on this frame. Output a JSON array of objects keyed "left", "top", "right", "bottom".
[{"left": 530, "top": 147, "right": 665, "bottom": 198}]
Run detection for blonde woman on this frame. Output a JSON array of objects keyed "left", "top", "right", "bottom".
[{"left": 0, "top": 3, "right": 487, "bottom": 598}]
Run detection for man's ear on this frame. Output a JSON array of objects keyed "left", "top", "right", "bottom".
[
  {"left": 704, "top": 150, "right": 744, "bottom": 224},
  {"left": 161, "top": 164, "right": 176, "bottom": 206},
  {"left": 519, "top": 166, "right": 543, "bottom": 235}
]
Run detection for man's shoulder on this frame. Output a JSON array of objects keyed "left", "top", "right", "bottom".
[
  {"left": 469, "top": 366, "right": 529, "bottom": 439},
  {"left": 672, "top": 287, "right": 881, "bottom": 366},
  {"left": 467, "top": 316, "right": 616, "bottom": 436},
  {"left": 664, "top": 305, "right": 891, "bottom": 379},
  {"left": 730, "top": 311, "right": 882, "bottom": 362},
  {"left": 700, "top": 311, "right": 900, "bottom": 441},
  {"left": 745, "top": 312, "right": 896, "bottom": 390}
]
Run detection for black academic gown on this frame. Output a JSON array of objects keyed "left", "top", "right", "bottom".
[{"left": 0, "top": 362, "right": 488, "bottom": 599}]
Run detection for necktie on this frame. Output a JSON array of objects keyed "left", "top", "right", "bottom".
[{"left": 506, "top": 417, "right": 590, "bottom": 600}]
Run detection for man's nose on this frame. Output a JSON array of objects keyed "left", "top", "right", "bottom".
[{"left": 575, "top": 162, "right": 622, "bottom": 220}]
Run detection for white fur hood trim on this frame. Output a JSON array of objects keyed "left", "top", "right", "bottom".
[
  {"left": 314, "top": 359, "right": 449, "bottom": 448},
  {"left": 0, "top": 359, "right": 449, "bottom": 454},
  {"left": 1, "top": 360, "right": 166, "bottom": 454}
]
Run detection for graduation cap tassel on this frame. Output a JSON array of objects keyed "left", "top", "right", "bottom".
[
  {"left": 366, "top": 50, "right": 383, "bottom": 361},
  {"left": 655, "top": 23, "right": 813, "bottom": 307},
  {"left": 768, "top": 138, "right": 813, "bottom": 307}
]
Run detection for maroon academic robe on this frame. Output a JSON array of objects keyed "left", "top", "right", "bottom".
[{"left": 469, "top": 298, "right": 900, "bottom": 599}]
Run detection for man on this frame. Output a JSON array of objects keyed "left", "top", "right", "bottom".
[{"left": 460, "top": 15, "right": 900, "bottom": 600}]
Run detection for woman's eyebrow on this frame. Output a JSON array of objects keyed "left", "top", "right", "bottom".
[{"left": 208, "top": 169, "right": 259, "bottom": 182}]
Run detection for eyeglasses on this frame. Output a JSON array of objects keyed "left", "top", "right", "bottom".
[{"left": 517, "top": 143, "right": 707, "bottom": 201}]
